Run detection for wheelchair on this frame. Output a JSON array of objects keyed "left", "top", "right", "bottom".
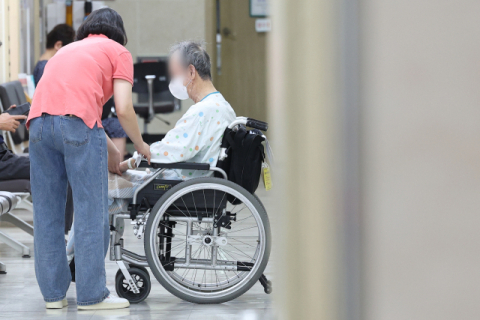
[{"left": 109, "top": 117, "right": 272, "bottom": 304}]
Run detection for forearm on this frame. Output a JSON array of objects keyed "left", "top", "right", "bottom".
[
  {"left": 116, "top": 105, "right": 143, "bottom": 146},
  {"left": 106, "top": 134, "right": 119, "bottom": 155}
]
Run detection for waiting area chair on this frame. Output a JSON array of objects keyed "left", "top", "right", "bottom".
[
  {"left": 0, "top": 191, "right": 22, "bottom": 273},
  {"left": 0, "top": 80, "right": 34, "bottom": 257},
  {"left": 133, "top": 61, "right": 180, "bottom": 144}
]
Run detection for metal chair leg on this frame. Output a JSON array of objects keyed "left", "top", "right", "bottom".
[
  {"left": 0, "top": 212, "right": 34, "bottom": 236},
  {"left": 0, "top": 231, "right": 30, "bottom": 257}
]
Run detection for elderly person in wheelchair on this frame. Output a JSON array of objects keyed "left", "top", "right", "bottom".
[
  {"left": 107, "top": 40, "right": 237, "bottom": 213},
  {"left": 68, "top": 40, "right": 272, "bottom": 304}
]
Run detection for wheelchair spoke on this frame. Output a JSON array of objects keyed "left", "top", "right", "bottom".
[
  {"left": 203, "top": 189, "right": 208, "bottom": 215},
  {"left": 213, "top": 191, "right": 227, "bottom": 217},
  {"left": 226, "top": 242, "right": 256, "bottom": 260},
  {"left": 191, "top": 192, "right": 198, "bottom": 218},
  {"left": 224, "top": 225, "right": 258, "bottom": 234},
  {"left": 230, "top": 203, "right": 247, "bottom": 215},
  {"left": 180, "top": 196, "right": 193, "bottom": 217},
  {"left": 172, "top": 203, "right": 192, "bottom": 219},
  {"left": 163, "top": 240, "right": 187, "bottom": 256},
  {"left": 230, "top": 213, "right": 254, "bottom": 225},
  {"left": 218, "top": 246, "right": 254, "bottom": 260},
  {"left": 227, "top": 237, "right": 257, "bottom": 248}
]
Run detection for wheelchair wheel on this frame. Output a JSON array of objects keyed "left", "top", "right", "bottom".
[
  {"left": 144, "top": 177, "right": 271, "bottom": 304},
  {"left": 115, "top": 267, "right": 151, "bottom": 304}
]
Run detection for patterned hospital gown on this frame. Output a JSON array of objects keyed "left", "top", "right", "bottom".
[{"left": 108, "top": 91, "right": 236, "bottom": 214}]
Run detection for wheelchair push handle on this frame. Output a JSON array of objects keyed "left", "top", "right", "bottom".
[
  {"left": 246, "top": 118, "right": 268, "bottom": 132},
  {"left": 228, "top": 117, "right": 268, "bottom": 131}
]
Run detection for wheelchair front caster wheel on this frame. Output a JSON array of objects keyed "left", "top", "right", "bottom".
[
  {"left": 264, "top": 280, "right": 272, "bottom": 294},
  {"left": 115, "top": 267, "right": 151, "bottom": 303}
]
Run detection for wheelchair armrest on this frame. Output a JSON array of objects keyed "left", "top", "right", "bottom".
[{"left": 139, "top": 161, "right": 211, "bottom": 171}]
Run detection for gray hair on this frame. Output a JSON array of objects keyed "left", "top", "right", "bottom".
[{"left": 170, "top": 40, "right": 212, "bottom": 81}]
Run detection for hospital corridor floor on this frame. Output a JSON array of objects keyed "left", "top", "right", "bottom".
[{"left": 0, "top": 189, "right": 275, "bottom": 320}]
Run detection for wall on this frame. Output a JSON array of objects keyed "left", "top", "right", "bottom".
[
  {"left": 360, "top": 1, "right": 480, "bottom": 319},
  {"left": 0, "top": 0, "right": 6, "bottom": 84},
  {"left": 268, "top": 0, "right": 342, "bottom": 319},
  {"left": 108, "top": 0, "right": 207, "bottom": 133},
  {"left": 0, "top": 0, "right": 21, "bottom": 83},
  {"left": 205, "top": 0, "right": 267, "bottom": 122}
]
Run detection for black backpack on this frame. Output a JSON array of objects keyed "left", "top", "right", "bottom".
[{"left": 216, "top": 126, "right": 265, "bottom": 195}]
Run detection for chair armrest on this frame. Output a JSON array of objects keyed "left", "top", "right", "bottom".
[{"left": 139, "top": 161, "right": 211, "bottom": 171}]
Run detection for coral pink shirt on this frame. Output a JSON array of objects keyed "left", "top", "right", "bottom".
[{"left": 27, "top": 34, "right": 133, "bottom": 129}]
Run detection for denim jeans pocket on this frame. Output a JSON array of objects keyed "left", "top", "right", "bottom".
[
  {"left": 60, "top": 116, "right": 90, "bottom": 147},
  {"left": 29, "top": 116, "right": 44, "bottom": 144}
]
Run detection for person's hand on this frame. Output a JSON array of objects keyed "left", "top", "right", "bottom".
[
  {"left": 134, "top": 142, "right": 151, "bottom": 164},
  {"left": 108, "top": 147, "right": 123, "bottom": 176},
  {"left": 0, "top": 105, "right": 27, "bottom": 133}
]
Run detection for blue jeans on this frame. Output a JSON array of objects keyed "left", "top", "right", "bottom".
[{"left": 29, "top": 114, "right": 110, "bottom": 305}]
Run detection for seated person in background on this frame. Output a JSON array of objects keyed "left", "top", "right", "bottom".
[
  {"left": 33, "top": 24, "right": 75, "bottom": 86},
  {"left": 67, "top": 40, "right": 236, "bottom": 263},
  {"left": 0, "top": 106, "right": 74, "bottom": 233},
  {"left": 0, "top": 106, "right": 29, "bottom": 181}
]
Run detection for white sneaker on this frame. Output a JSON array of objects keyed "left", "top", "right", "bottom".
[
  {"left": 77, "top": 294, "right": 130, "bottom": 310},
  {"left": 46, "top": 298, "right": 68, "bottom": 309}
]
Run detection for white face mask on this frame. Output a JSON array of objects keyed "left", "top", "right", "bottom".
[{"left": 169, "top": 75, "right": 192, "bottom": 100}]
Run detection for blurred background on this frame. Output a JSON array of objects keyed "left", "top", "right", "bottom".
[{"left": 1, "top": 0, "right": 480, "bottom": 319}]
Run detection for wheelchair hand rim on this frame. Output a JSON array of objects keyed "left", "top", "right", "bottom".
[{"left": 146, "top": 181, "right": 268, "bottom": 299}]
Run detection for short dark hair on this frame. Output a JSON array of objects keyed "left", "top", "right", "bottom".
[
  {"left": 75, "top": 8, "right": 127, "bottom": 46},
  {"left": 46, "top": 24, "right": 75, "bottom": 49},
  {"left": 170, "top": 41, "right": 212, "bottom": 81}
]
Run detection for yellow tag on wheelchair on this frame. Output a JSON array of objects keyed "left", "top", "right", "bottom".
[{"left": 262, "top": 163, "right": 272, "bottom": 191}]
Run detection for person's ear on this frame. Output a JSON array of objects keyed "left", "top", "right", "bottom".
[
  {"left": 188, "top": 65, "right": 196, "bottom": 81},
  {"left": 54, "top": 41, "right": 63, "bottom": 51}
]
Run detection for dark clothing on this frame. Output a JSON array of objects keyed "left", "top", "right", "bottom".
[
  {"left": 33, "top": 60, "right": 48, "bottom": 86},
  {"left": 102, "top": 117, "right": 127, "bottom": 138},
  {"left": 0, "top": 134, "right": 3, "bottom": 144},
  {"left": 101, "top": 97, "right": 127, "bottom": 138},
  {"left": 0, "top": 145, "right": 74, "bottom": 233},
  {"left": 0, "top": 149, "right": 30, "bottom": 181}
]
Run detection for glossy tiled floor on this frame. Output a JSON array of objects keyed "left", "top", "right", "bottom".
[{"left": 0, "top": 189, "right": 275, "bottom": 320}]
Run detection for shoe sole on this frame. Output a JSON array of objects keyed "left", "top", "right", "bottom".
[
  {"left": 77, "top": 301, "right": 130, "bottom": 310},
  {"left": 46, "top": 299, "right": 68, "bottom": 309}
]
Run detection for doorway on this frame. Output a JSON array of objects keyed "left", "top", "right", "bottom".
[{"left": 206, "top": 0, "right": 267, "bottom": 122}]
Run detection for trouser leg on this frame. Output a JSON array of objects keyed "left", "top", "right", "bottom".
[
  {"left": 61, "top": 118, "right": 110, "bottom": 305},
  {"left": 30, "top": 115, "right": 71, "bottom": 302}
]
